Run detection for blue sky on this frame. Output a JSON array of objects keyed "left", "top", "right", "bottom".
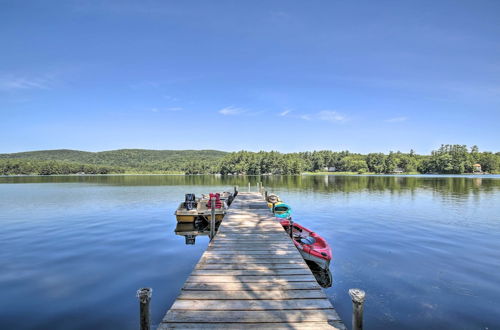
[{"left": 1, "top": 0, "right": 499, "bottom": 154}]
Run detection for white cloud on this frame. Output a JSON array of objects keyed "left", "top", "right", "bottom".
[
  {"left": 167, "top": 107, "right": 183, "bottom": 111},
  {"left": 317, "top": 110, "right": 346, "bottom": 122},
  {"left": 385, "top": 116, "right": 407, "bottom": 122},
  {"left": 279, "top": 110, "right": 291, "bottom": 116},
  {"left": 299, "top": 114, "right": 311, "bottom": 121},
  {"left": 218, "top": 106, "right": 245, "bottom": 115},
  {"left": 0, "top": 75, "right": 52, "bottom": 91}
]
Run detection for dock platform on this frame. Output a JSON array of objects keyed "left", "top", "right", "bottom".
[{"left": 159, "top": 192, "right": 346, "bottom": 329}]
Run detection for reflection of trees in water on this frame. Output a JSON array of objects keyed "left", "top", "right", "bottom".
[{"left": 2, "top": 175, "right": 499, "bottom": 197}]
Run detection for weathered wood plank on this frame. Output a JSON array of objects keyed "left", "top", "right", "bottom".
[
  {"left": 191, "top": 269, "right": 312, "bottom": 276},
  {"left": 170, "top": 299, "right": 334, "bottom": 311},
  {"left": 163, "top": 309, "right": 341, "bottom": 323},
  {"left": 203, "top": 250, "right": 299, "bottom": 256},
  {"left": 176, "top": 289, "right": 327, "bottom": 300},
  {"left": 200, "top": 254, "right": 303, "bottom": 264},
  {"left": 182, "top": 281, "right": 321, "bottom": 291},
  {"left": 207, "top": 242, "right": 292, "bottom": 247},
  {"left": 159, "top": 322, "right": 346, "bottom": 329},
  {"left": 195, "top": 263, "right": 309, "bottom": 270},
  {"left": 186, "top": 275, "right": 317, "bottom": 283}
]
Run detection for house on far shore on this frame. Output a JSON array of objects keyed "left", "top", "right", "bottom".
[
  {"left": 473, "top": 163, "right": 482, "bottom": 173},
  {"left": 391, "top": 167, "right": 404, "bottom": 174},
  {"left": 322, "top": 167, "right": 337, "bottom": 172}
]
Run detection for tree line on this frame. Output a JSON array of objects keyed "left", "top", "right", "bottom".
[
  {"left": 1, "top": 145, "right": 498, "bottom": 175},
  {"left": 0, "top": 159, "right": 125, "bottom": 175},
  {"left": 184, "top": 145, "right": 499, "bottom": 175}
]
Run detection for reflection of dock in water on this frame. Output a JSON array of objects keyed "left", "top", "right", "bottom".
[{"left": 174, "top": 221, "right": 221, "bottom": 245}]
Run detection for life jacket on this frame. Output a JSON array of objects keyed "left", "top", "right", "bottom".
[{"left": 207, "top": 193, "right": 223, "bottom": 208}]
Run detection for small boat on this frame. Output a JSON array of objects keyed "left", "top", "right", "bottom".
[
  {"left": 273, "top": 203, "right": 292, "bottom": 218},
  {"left": 280, "top": 219, "right": 332, "bottom": 270},
  {"left": 175, "top": 192, "right": 232, "bottom": 222},
  {"left": 266, "top": 193, "right": 282, "bottom": 208}
]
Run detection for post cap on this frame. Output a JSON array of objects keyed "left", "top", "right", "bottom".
[
  {"left": 349, "top": 288, "right": 366, "bottom": 303},
  {"left": 137, "top": 287, "right": 153, "bottom": 303}
]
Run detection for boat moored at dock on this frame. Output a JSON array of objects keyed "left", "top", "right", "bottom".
[
  {"left": 174, "top": 191, "right": 234, "bottom": 222},
  {"left": 280, "top": 219, "right": 332, "bottom": 270}
]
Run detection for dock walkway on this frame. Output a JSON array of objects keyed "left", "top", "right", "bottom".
[{"left": 159, "top": 192, "right": 345, "bottom": 329}]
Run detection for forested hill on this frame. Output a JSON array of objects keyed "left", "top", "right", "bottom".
[
  {"left": 0, "top": 149, "right": 227, "bottom": 174},
  {"left": 0, "top": 149, "right": 227, "bottom": 164},
  {"left": 0, "top": 145, "right": 499, "bottom": 175}
]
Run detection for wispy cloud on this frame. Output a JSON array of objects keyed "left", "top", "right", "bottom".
[
  {"left": 279, "top": 110, "right": 291, "bottom": 116},
  {"left": 0, "top": 75, "right": 52, "bottom": 91},
  {"left": 218, "top": 106, "right": 246, "bottom": 115},
  {"left": 385, "top": 116, "right": 407, "bottom": 123},
  {"left": 317, "top": 110, "right": 346, "bottom": 123},
  {"left": 299, "top": 114, "right": 312, "bottom": 121}
]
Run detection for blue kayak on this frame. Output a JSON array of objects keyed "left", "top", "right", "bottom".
[{"left": 273, "top": 203, "right": 292, "bottom": 218}]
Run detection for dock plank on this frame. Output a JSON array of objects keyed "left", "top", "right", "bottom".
[
  {"left": 164, "top": 309, "right": 341, "bottom": 323},
  {"left": 171, "top": 299, "right": 335, "bottom": 311},
  {"left": 176, "top": 289, "right": 327, "bottom": 300}
]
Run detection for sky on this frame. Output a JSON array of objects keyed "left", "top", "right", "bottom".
[{"left": 1, "top": 0, "right": 499, "bottom": 154}]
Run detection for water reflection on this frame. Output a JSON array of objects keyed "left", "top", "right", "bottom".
[
  {"left": 2, "top": 174, "right": 499, "bottom": 199},
  {"left": 174, "top": 220, "right": 221, "bottom": 245}
]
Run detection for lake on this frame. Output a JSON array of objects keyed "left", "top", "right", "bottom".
[{"left": 0, "top": 175, "right": 499, "bottom": 329}]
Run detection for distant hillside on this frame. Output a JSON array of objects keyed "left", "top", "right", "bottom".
[
  {"left": 0, "top": 149, "right": 228, "bottom": 172},
  {"left": 1, "top": 145, "right": 498, "bottom": 176}
]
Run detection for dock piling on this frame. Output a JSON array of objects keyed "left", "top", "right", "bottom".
[
  {"left": 349, "top": 288, "right": 366, "bottom": 330},
  {"left": 248, "top": 182, "right": 251, "bottom": 192},
  {"left": 210, "top": 197, "right": 216, "bottom": 241},
  {"left": 136, "top": 287, "right": 152, "bottom": 330},
  {"left": 265, "top": 190, "right": 268, "bottom": 199}
]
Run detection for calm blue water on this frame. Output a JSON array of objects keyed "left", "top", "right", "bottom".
[{"left": 0, "top": 175, "right": 499, "bottom": 329}]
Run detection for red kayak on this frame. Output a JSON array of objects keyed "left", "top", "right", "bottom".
[{"left": 280, "top": 219, "right": 332, "bottom": 270}]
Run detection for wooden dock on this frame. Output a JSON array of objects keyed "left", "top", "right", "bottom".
[{"left": 158, "top": 192, "right": 346, "bottom": 329}]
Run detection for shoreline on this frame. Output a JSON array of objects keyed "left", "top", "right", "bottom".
[{"left": 1, "top": 173, "right": 499, "bottom": 178}]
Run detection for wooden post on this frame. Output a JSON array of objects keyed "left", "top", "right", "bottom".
[
  {"left": 137, "top": 287, "right": 152, "bottom": 330},
  {"left": 234, "top": 185, "right": 238, "bottom": 197},
  {"left": 248, "top": 182, "right": 251, "bottom": 192},
  {"left": 349, "top": 288, "right": 366, "bottom": 330},
  {"left": 272, "top": 202, "right": 276, "bottom": 215},
  {"left": 288, "top": 217, "right": 294, "bottom": 238},
  {"left": 210, "top": 197, "right": 216, "bottom": 241},
  {"left": 265, "top": 191, "right": 268, "bottom": 200},
  {"left": 257, "top": 182, "right": 260, "bottom": 192}
]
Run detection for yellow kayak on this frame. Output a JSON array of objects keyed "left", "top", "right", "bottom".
[{"left": 267, "top": 201, "right": 285, "bottom": 209}]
